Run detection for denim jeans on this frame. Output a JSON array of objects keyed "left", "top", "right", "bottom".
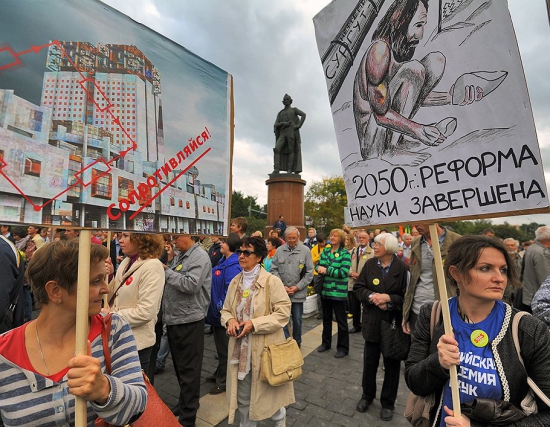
[
  {"left": 283, "top": 302, "right": 303, "bottom": 346},
  {"left": 156, "top": 325, "right": 170, "bottom": 369}
]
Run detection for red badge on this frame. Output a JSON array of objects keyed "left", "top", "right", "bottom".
[
  {"left": 215, "top": 270, "right": 221, "bottom": 276},
  {"left": 213, "top": 252, "right": 217, "bottom": 256},
  {"left": 125, "top": 276, "right": 133, "bottom": 286}
]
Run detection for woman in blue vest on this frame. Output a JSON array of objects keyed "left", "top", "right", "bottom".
[
  {"left": 406, "top": 235, "right": 550, "bottom": 426},
  {"left": 206, "top": 233, "right": 242, "bottom": 395}
]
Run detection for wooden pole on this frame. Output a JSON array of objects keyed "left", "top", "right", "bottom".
[
  {"left": 429, "top": 224, "right": 461, "bottom": 418},
  {"left": 104, "top": 231, "right": 112, "bottom": 305},
  {"left": 75, "top": 230, "right": 91, "bottom": 427}
]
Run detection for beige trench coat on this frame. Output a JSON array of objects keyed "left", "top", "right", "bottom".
[{"left": 220, "top": 268, "right": 295, "bottom": 423}]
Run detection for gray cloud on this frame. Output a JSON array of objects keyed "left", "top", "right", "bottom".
[{"left": 103, "top": 0, "right": 550, "bottom": 224}]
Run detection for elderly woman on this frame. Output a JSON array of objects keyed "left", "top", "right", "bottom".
[
  {"left": 353, "top": 233, "right": 408, "bottom": 422},
  {"left": 206, "top": 233, "right": 242, "bottom": 395},
  {"left": 107, "top": 232, "right": 165, "bottom": 379},
  {"left": 0, "top": 240, "right": 146, "bottom": 426},
  {"left": 316, "top": 228, "right": 352, "bottom": 358},
  {"left": 406, "top": 236, "right": 550, "bottom": 427},
  {"left": 221, "top": 236, "right": 293, "bottom": 427}
]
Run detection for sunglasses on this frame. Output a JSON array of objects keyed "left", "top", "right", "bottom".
[{"left": 236, "top": 249, "right": 256, "bottom": 257}]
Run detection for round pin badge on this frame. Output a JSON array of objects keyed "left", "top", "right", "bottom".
[
  {"left": 373, "top": 278, "right": 380, "bottom": 285},
  {"left": 242, "top": 289, "right": 250, "bottom": 298},
  {"left": 471, "top": 330, "right": 489, "bottom": 348},
  {"left": 335, "top": 253, "right": 340, "bottom": 258},
  {"left": 215, "top": 270, "right": 221, "bottom": 276},
  {"left": 125, "top": 276, "right": 133, "bottom": 286},
  {"left": 176, "top": 264, "right": 183, "bottom": 271},
  {"left": 362, "top": 255, "right": 368, "bottom": 260}
]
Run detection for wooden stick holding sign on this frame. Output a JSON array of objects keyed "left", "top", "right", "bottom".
[
  {"left": 75, "top": 230, "right": 92, "bottom": 427},
  {"left": 429, "top": 224, "right": 461, "bottom": 418},
  {"left": 104, "top": 231, "right": 112, "bottom": 306}
]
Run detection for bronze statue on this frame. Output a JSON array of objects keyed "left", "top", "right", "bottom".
[{"left": 273, "top": 94, "right": 306, "bottom": 174}]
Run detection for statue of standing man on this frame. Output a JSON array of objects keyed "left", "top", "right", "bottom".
[{"left": 273, "top": 94, "right": 306, "bottom": 174}]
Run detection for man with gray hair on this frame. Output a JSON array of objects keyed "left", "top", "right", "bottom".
[
  {"left": 271, "top": 226, "right": 314, "bottom": 347},
  {"left": 503, "top": 237, "right": 522, "bottom": 304},
  {"left": 521, "top": 226, "right": 550, "bottom": 313}
]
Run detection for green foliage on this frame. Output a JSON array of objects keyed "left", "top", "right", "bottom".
[
  {"left": 443, "top": 220, "right": 543, "bottom": 242},
  {"left": 230, "top": 190, "right": 264, "bottom": 219},
  {"left": 229, "top": 190, "right": 266, "bottom": 235},
  {"left": 304, "top": 176, "right": 347, "bottom": 233}
]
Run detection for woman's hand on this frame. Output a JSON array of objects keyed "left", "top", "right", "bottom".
[
  {"left": 317, "top": 266, "right": 327, "bottom": 275},
  {"left": 236, "top": 320, "right": 254, "bottom": 338},
  {"left": 443, "top": 405, "right": 471, "bottom": 427},
  {"left": 67, "top": 341, "right": 111, "bottom": 404},
  {"left": 227, "top": 319, "right": 253, "bottom": 338},
  {"left": 438, "top": 334, "right": 460, "bottom": 370},
  {"left": 370, "top": 292, "right": 390, "bottom": 307},
  {"left": 104, "top": 258, "right": 114, "bottom": 276}
]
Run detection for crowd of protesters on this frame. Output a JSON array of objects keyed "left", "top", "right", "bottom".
[{"left": 1, "top": 220, "right": 550, "bottom": 426}]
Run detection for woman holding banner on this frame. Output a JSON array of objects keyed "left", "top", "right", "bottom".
[
  {"left": 0, "top": 239, "right": 146, "bottom": 426},
  {"left": 405, "top": 236, "right": 550, "bottom": 426},
  {"left": 107, "top": 232, "right": 165, "bottom": 379}
]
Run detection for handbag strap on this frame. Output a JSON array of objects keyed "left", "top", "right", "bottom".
[
  {"left": 101, "top": 313, "right": 113, "bottom": 374},
  {"left": 108, "top": 261, "right": 146, "bottom": 307},
  {"left": 263, "top": 275, "right": 272, "bottom": 348},
  {"left": 430, "top": 300, "right": 441, "bottom": 339},
  {"left": 511, "top": 311, "right": 550, "bottom": 406}
]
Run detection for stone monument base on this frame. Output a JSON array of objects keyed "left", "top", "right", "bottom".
[{"left": 265, "top": 173, "right": 306, "bottom": 239}]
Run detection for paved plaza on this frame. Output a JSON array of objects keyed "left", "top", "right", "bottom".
[{"left": 154, "top": 314, "right": 413, "bottom": 427}]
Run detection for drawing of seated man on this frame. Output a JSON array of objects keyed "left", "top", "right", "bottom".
[{"left": 353, "top": 0, "right": 486, "bottom": 167}]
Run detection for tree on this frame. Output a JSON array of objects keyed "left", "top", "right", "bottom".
[
  {"left": 229, "top": 190, "right": 267, "bottom": 234},
  {"left": 305, "top": 176, "right": 347, "bottom": 233},
  {"left": 230, "top": 190, "right": 263, "bottom": 219}
]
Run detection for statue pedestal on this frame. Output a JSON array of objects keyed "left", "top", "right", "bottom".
[{"left": 265, "top": 173, "right": 306, "bottom": 239}]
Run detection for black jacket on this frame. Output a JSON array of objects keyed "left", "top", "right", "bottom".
[
  {"left": 353, "top": 255, "right": 408, "bottom": 342},
  {"left": 405, "top": 302, "right": 550, "bottom": 427}
]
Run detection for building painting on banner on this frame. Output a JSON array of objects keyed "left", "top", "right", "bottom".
[
  {"left": 0, "top": 0, "right": 233, "bottom": 234},
  {"left": 313, "top": 0, "right": 549, "bottom": 227}
]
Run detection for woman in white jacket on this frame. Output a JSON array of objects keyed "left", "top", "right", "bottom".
[{"left": 108, "top": 232, "right": 165, "bottom": 378}]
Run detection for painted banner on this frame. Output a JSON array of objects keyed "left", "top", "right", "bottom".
[
  {"left": 314, "top": 0, "right": 549, "bottom": 227},
  {"left": 0, "top": 0, "right": 232, "bottom": 234}
]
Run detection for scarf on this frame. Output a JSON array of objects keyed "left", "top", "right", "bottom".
[
  {"left": 230, "top": 264, "right": 260, "bottom": 380},
  {"left": 267, "top": 248, "right": 276, "bottom": 259}
]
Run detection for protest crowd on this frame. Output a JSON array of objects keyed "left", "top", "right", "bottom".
[{"left": 2, "top": 220, "right": 550, "bottom": 427}]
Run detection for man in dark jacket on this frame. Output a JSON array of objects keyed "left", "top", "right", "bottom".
[{"left": 0, "top": 236, "right": 25, "bottom": 333}]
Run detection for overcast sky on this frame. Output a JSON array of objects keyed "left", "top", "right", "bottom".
[{"left": 101, "top": 0, "right": 550, "bottom": 227}]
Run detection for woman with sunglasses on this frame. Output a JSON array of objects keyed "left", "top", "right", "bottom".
[
  {"left": 221, "top": 236, "right": 292, "bottom": 427},
  {"left": 106, "top": 232, "right": 165, "bottom": 379}
]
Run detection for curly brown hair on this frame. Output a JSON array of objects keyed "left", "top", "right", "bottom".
[{"left": 129, "top": 233, "right": 164, "bottom": 259}]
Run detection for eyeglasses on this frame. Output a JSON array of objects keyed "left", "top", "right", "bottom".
[{"left": 236, "top": 249, "right": 256, "bottom": 257}]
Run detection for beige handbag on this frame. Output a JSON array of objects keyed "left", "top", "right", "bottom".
[{"left": 259, "top": 276, "right": 304, "bottom": 386}]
